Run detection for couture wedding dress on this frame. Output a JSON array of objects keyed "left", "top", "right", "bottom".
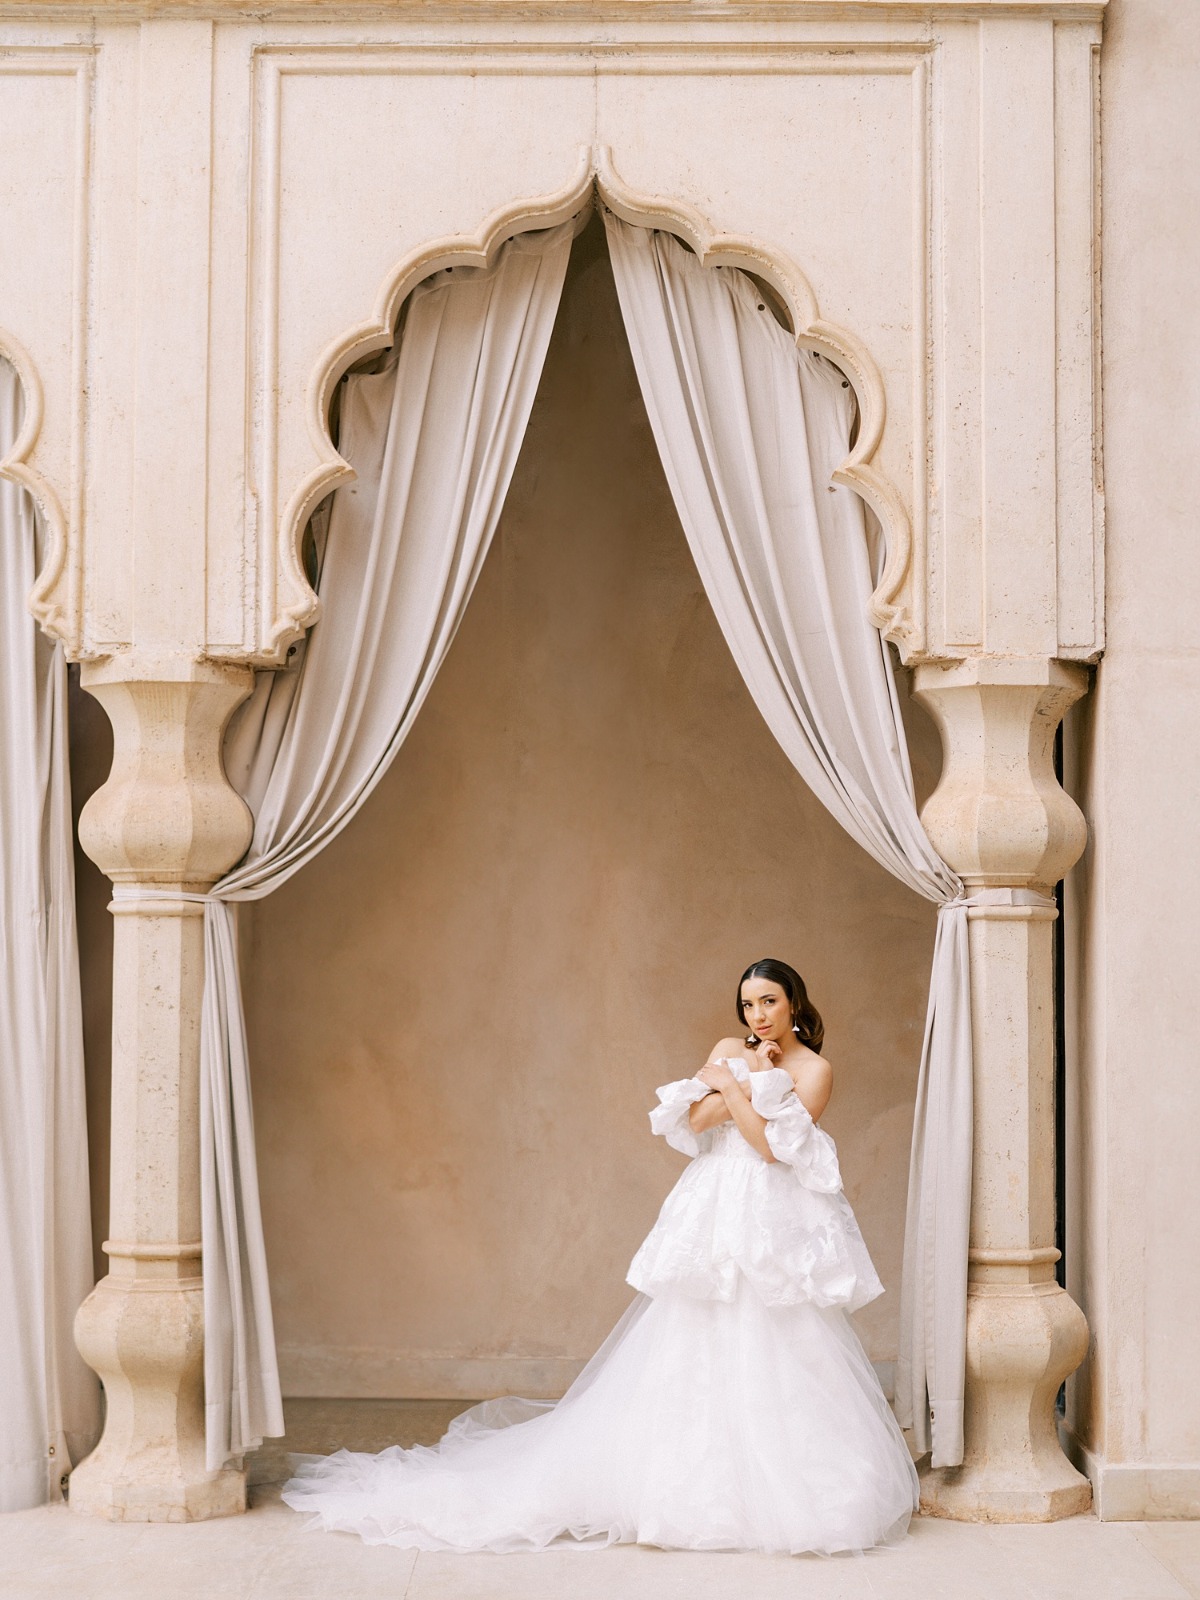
[{"left": 282, "top": 1058, "right": 920, "bottom": 1554}]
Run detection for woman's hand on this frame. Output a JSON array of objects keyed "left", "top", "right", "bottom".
[
  {"left": 697, "top": 1060, "right": 738, "bottom": 1094},
  {"left": 753, "top": 1039, "right": 783, "bottom": 1070}
]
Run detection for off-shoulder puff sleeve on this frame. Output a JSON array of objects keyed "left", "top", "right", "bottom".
[
  {"left": 649, "top": 1078, "right": 714, "bottom": 1159},
  {"left": 747, "top": 1069, "right": 843, "bottom": 1193}
]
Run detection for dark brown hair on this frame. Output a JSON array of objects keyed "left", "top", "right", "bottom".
[{"left": 736, "top": 958, "right": 825, "bottom": 1056}]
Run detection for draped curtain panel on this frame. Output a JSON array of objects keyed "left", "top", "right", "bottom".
[
  {"left": 0, "top": 357, "right": 99, "bottom": 1510},
  {"left": 604, "top": 215, "right": 971, "bottom": 1468},
  {"left": 195, "top": 222, "right": 574, "bottom": 1471}
]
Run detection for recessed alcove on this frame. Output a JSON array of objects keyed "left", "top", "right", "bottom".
[
  {"left": 170, "top": 213, "right": 944, "bottom": 1408},
  {"left": 64, "top": 213, "right": 942, "bottom": 1416}
]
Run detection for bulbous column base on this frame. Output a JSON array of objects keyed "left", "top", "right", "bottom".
[
  {"left": 920, "top": 1279, "right": 1092, "bottom": 1522},
  {"left": 69, "top": 1269, "right": 246, "bottom": 1521}
]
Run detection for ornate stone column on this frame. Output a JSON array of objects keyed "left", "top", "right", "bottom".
[
  {"left": 68, "top": 656, "right": 253, "bottom": 1521},
  {"left": 913, "top": 656, "right": 1092, "bottom": 1521}
]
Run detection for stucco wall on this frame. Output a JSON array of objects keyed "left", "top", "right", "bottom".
[
  {"left": 1064, "top": 0, "right": 1200, "bottom": 1516},
  {"left": 195, "top": 218, "right": 942, "bottom": 1399}
]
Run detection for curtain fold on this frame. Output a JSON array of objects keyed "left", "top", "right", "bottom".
[
  {"left": 198, "top": 222, "right": 574, "bottom": 1471},
  {"left": 604, "top": 215, "right": 971, "bottom": 1467},
  {"left": 0, "top": 357, "right": 100, "bottom": 1510}
]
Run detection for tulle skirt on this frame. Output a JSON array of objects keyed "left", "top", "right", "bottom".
[{"left": 282, "top": 1280, "right": 919, "bottom": 1556}]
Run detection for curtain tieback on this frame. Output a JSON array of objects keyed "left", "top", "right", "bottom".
[
  {"left": 109, "top": 885, "right": 226, "bottom": 910},
  {"left": 942, "top": 888, "right": 1057, "bottom": 913}
]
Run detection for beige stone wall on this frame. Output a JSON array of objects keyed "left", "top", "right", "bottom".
[
  {"left": 169, "top": 219, "right": 942, "bottom": 1400},
  {"left": 1063, "top": 0, "right": 1200, "bottom": 1515}
]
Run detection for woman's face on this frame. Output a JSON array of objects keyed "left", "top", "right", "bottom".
[{"left": 740, "top": 977, "right": 793, "bottom": 1043}]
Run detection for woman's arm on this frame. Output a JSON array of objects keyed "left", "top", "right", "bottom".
[
  {"left": 688, "top": 1091, "right": 735, "bottom": 1134},
  {"left": 695, "top": 1059, "right": 775, "bottom": 1163},
  {"left": 686, "top": 1039, "right": 752, "bottom": 1135}
]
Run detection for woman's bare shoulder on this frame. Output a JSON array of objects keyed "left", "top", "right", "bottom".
[
  {"left": 789, "top": 1049, "right": 833, "bottom": 1089},
  {"left": 707, "top": 1036, "right": 750, "bottom": 1062},
  {"left": 788, "top": 1050, "right": 834, "bottom": 1119}
]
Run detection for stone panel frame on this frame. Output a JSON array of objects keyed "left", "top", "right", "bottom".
[
  {"left": 0, "top": 4, "right": 1105, "bottom": 674},
  {"left": 0, "top": 43, "right": 94, "bottom": 647}
]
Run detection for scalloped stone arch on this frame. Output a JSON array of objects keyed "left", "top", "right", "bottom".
[
  {"left": 280, "top": 144, "right": 914, "bottom": 660},
  {"left": 0, "top": 332, "right": 72, "bottom": 648}
]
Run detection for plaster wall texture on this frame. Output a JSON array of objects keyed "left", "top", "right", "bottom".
[
  {"left": 1063, "top": 0, "right": 1200, "bottom": 1516},
  {"left": 228, "top": 221, "right": 942, "bottom": 1399}
]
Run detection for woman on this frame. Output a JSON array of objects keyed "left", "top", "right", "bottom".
[{"left": 282, "top": 958, "right": 919, "bottom": 1554}]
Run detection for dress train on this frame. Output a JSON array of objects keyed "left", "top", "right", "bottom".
[{"left": 282, "top": 1059, "right": 919, "bottom": 1553}]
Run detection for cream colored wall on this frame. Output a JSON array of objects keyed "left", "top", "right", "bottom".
[
  {"left": 225, "top": 219, "right": 941, "bottom": 1400},
  {"left": 1064, "top": 0, "right": 1200, "bottom": 1518}
]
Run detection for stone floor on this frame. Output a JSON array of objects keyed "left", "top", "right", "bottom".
[{"left": 3, "top": 1402, "right": 1199, "bottom": 1600}]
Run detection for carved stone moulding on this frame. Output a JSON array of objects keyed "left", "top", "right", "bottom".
[
  {"left": 221, "top": 17, "right": 1104, "bottom": 673},
  {"left": 270, "top": 146, "right": 912, "bottom": 672},
  {"left": 0, "top": 329, "right": 72, "bottom": 636}
]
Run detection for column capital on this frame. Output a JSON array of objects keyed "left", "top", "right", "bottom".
[
  {"left": 77, "top": 657, "right": 253, "bottom": 889},
  {"left": 912, "top": 656, "right": 1089, "bottom": 893}
]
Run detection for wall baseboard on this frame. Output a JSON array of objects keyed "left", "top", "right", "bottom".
[
  {"left": 278, "top": 1346, "right": 588, "bottom": 1401},
  {"left": 280, "top": 1346, "right": 900, "bottom": 1407},
  {"left": 1060, "top": 1424, "right": 1200, "bottom": 1520}
]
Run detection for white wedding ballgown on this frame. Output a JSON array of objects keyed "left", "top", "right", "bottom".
[{"left": 282, "top": 1058, "right": 920, "bottom": 1554}]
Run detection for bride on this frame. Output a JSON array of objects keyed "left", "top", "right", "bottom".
[{"left": 282, "top": 958, "right": 920, "bottom": 1555}]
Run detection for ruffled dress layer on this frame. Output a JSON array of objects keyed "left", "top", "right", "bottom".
[
  {"left": 628, "top": 1061, "right": 883, "bottom": 1311},
  {"left": 282, "top": 1057, "right": 919, "bottom": 1556}
]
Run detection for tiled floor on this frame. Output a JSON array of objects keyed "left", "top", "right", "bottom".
[{"left": 2, "top": 1402, "right": 1197, "bottom": 1600}]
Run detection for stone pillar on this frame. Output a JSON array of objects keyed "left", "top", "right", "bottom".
[
  {"left": 68, "top": 657, "right": 253, "bottom": 1522},
  {"left": 912, "top": 657, "right": 1092, "bottom": 1520}
]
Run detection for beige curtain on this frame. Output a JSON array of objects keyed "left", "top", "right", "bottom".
[
  {"left": 605, "top": 215, "right": 971, "bottom": 1467},
  {"left": 0, "top": 357, "right": 99, "bottom": 1509},
  {"left": 196, "top": 223, "right": 574, "bottom": 1471}
]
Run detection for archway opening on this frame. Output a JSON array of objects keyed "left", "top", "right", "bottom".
[{"left": 228, "top": 212, "right": 942, "bottom": 1465}]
